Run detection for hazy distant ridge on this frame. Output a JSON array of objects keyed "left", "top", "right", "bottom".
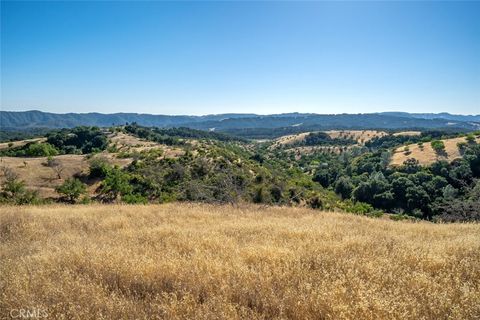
[{"left": 1, "top": 110, "right": 479, "bottom": 131}]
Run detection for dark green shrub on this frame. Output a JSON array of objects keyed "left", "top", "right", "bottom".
[{"left": 56, "top": 178, "right": 87, "bottom": 203}]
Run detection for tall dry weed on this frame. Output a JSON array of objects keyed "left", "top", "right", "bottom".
[{"left": 1, "top": 204, "right": 479, "bottom": 319}]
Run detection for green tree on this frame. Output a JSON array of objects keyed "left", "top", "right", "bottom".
[
  {"left": 405, "top": 185, "right": 431, "bottom": 218},
  {"left": 25, "top": 142, "right": 58, "bottom": 157},
  {"left": 100, "top": 167, "right": 133, "bottom": 201},
  {"left": 334, "top": 176, "right": 353, "bottom": 199},
  {"left": 431, "top": 140, "right": 445, "bottom": 153},
  {"left": 56, "top": 178, "right": 87, "bottom": 203}
]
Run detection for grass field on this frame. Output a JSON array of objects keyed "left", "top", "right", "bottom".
[
  {"left": 1, "top": 204, "right": 479, "bottom": 319},
  {"left": 272, "top": 130, "right": 388, "bottom": 148},
  {"left": 391, "top": 136, "right": 480, "bottom": 166}
]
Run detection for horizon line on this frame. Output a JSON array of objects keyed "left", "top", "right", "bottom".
[{"left": 1, "top": 109, "right": 479, "bottom": 117}]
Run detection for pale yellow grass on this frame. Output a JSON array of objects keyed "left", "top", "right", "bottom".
[
  {"left": 0, "top": 155, "right": 89, "bottom": 198},
  {"left": 1, "top": 204, "right": 479, "bottom": 319},
  {"left": 325, "top": 130, "right": 388, "bottom": 144},
  {"left": 109, "top": 132, "right": 185, "bottom": 158},
  {"left": 393, "top": 131, "right": 422, "bottom": 137},
  {"left": 109, "top": 132, "right": 159, "bottom": 151},
  {"left": 272, "top": 130, "right": 387, "bottom": 149},
  {"left": 272, "top": 132, "right": 311, "bottom": 147},
  {"left": 0, "top": 138, "right": 47, "bottom": 151},
  {"left": 391, "top": 136, "right": 480, "bottom": 166}
]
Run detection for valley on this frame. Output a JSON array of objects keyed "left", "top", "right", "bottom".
[{"left": 1, "top": 123, "right": 479, "bottom": 222}]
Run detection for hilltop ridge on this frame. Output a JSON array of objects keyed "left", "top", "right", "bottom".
[{"left": 1, "top": 110, "right": 479, "bottom": 133}]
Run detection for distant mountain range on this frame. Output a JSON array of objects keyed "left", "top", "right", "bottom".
[
  {"left": 378, "top": 112, "right": 480, "bottom": 123},
  {"left": 1, "top": 110, "right": 479, "bottom": 133}
]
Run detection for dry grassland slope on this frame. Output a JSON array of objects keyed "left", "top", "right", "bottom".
[
  {"left": 391, "top": 136, "right": 480, "bottom": 166},
  {"left": 1, "top": 204, "right": 479, "bottom": 319}
]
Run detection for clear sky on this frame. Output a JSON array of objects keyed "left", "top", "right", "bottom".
[{"left": 1, "top": 1, "right": 479, "bottom": 115}]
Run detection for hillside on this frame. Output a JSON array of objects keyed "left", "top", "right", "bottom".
[
  {"left": 273, "top": 130, "right": 388, "bottom": 148},
  {"left": 0, "top": 131, "right": 185, "bottom": 199},
  {"left": 1, "top": 204, "right": 479, "bottom": 319},
  {"left": 0, "top": 137, "right": 46, "bottom": 150},
  {"left": 1, "top": 124, "right": 479, "bottom": 221},
  {"left": 391, "top": 135, "right": 480, "bottom": 166}
]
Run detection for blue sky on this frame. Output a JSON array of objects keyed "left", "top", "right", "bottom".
[{"left": 1, "top": 1, "right": 479, "bottom": 115}]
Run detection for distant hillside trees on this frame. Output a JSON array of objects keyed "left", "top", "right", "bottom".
[
  {"left": 365, "top": 130, "right": 459, "bottom": 150},
  {"left": 47, "top": 126, "right": 108, "bottom": 154},
  {"left": 309, "top": 143, "right": 480, "bottom": 221},
  {"left": 0, "top": 141, "right": 58, "bottom": 157},
  {"left": 124, "top": 123, "right": 245, "bottom": 145},
  {"left": 0, "top": 126, "right": 108, "bottom": 157},
  {"left": 303, "top": 132, "right": 356, "bottom": 146}
]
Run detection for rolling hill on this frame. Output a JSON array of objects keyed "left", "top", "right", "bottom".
[
  {"left": 391, "top": 135, "right": 480, "bottom": 166},
  {"left": 1, "top": 123, "right": 479, "bottom": 222}
]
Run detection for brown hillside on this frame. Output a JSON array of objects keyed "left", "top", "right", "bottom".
[
  {"left": 272, "top": 130, "right": 387, "bottom": 149},
  {"left": 0, "top": 155, "right": 131, "bottom": 198},
  {"left": 393, "top": 131, "right": 421, "bottom": 137},
  {"left": 325, "top": 130, "right": 388, "bottom": 144},
  {"left": 391, "top": 136, "right": 480, "bottom": 166},
  {"left": 0, "top": 133, "right": 186, "bottom": 199},
  {"left": 0, "top": 137, "right": 47, "bottom": 150}
]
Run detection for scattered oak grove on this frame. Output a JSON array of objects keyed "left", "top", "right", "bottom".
[{"left": 0, "top": 125, "right": 479, "bottom": 221}]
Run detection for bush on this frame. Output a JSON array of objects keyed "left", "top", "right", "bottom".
[
  {"left": 89, "top": 157, "right": 112, "bottom": 178},
  {"left": 308, "top": 195, "right": 323, "bottom": 209},
  {"left": 56, "top": 178, "right": 87, "bottom": 203},
  {"left": 100, "top": 167, "right": 133, "bottom": 202},
  {"left": 431, "top": 140, "right": 445, "bottom": 153},
  {"left": 433, "top": 199, "right": 480, "bottom": 222},
  {"left": 344, "top": 201, "right": 374, "bottom": 215},
  {"left": 122, "top": 193, "right": 148, "bottom": 204},
  {"left": 0, "top": 167, "right": 41, "bottom": 204}
]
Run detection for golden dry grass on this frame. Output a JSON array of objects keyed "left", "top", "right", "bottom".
[
  {"left": 272, "top": 132, "right": 311, "bottom": 148},
  {"left": 109, "top": 132, "right": 160, "bottom": 151},
  {"left": 272, "top": 130, "right": 387, "bottom": 150},
  {"left": 0, "top": 133, "right": 185, "bottom": 199},
  {"left": 324, "top": 130, "right": 388, "bottom": 144},
  {"left": 1, "top": 204, "right": 479, "bottom": 319},
  {"left": 0, "top": 155, "right": 131, "bottom": 198},
  {"left": 0, "top": 138, "right": 47, "bottom": 151},
  {"left": 392, "top": 131, "right": 422, "bottom": 137},
  {"left": 0, "top": 155, "right": 90, "bottom": 198},
  {"left": 391, "top": 136, "right": 480, "bottom": 166},
  {"left": 109, "top": 132, "right": 185, "bottom": 157}
]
